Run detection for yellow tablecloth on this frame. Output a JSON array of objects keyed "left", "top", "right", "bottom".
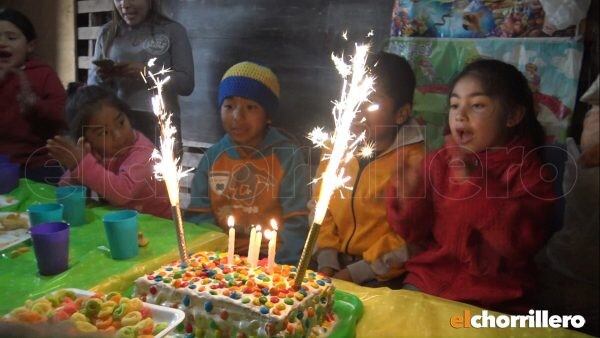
[
  {"left": 1, "top": 180, "right": 588, "bottom": 337},
  {"left": 335, "top": 280, "right": 588, "bottom": 337}
]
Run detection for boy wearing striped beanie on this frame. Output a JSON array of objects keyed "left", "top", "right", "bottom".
[{"left": 186, "top": 62, "right": 309, "bottom": 264}]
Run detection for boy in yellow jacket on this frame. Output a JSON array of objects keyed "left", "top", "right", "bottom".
[{"left": 313, "top": 52, "right": 425, "bottom": 285}]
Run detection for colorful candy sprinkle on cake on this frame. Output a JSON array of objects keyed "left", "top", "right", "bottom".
[{"left": 134, "top": 251, "right": 336, "bottom": 337}]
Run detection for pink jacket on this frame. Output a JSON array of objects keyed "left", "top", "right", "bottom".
[{"left": 60, "top": 131, "right": 171, "bottom": 218}]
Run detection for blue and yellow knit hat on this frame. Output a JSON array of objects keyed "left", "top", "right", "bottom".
[{"left": 218, "top": 62, "right": 280, "bottom": 115}]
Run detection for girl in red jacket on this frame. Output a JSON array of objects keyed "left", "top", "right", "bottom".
[
  {"left": 0, "top": 8, "right": 67, "bottom": 183},
  {"left": 387, "top": 59, "right": 555, "bottom": 313},
  {"left": 46, "top": 85, "right": 171, "bottom": 219}
]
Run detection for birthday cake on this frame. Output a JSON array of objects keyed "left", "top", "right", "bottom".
[{"left": 134, "top": 251, "right": 336, "bottom": 337}]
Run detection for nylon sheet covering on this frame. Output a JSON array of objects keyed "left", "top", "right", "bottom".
[
  {"left": 0, "top": 179, "right": 226, "bottom": 315},
  {"left": 0, "top": 180, "right": 588, "bottom": 337},
  {"left": 333, "top": 280, "right": 587, "bottom": 337}
]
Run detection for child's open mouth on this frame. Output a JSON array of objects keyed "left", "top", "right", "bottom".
[
  {"left": 0, "top": 50, "right": 13, "bottom": 59},
  {"left": 455, "top": 129, "right": 473, "bottom": 145}
]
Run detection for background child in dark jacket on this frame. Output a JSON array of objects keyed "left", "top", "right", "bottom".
[{"left": 0, "top": 8, "right": 66, "bottom": 184}]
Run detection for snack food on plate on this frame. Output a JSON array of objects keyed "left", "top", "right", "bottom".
[
  {"left": 0, "top": 213, "right": 28, "bottom": 231},
  {"left": 2, "top": 289, "right": 167, "bottom": 337}
]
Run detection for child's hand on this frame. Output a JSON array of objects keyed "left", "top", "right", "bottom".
[
  {"left": 112, "top": 61, "right": 146, "bottom": 79},
  {"left": 47, "top": 136, "right": 91, "bottom": 170},
  {"left": 333, "top": 268, "right": 353, "bottom": 282},
  {"left": 96, "top": 65, "right": 118, "bottom": 81},
  {"left": 446, "top": 135, "right": 476, "bottom": 182}
]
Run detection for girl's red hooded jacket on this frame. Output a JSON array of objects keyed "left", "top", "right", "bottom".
[{"left": 387, "top": 137, "right": 555, "bottom": 313}]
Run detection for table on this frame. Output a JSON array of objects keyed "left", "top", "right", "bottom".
[
  {"left": 0, "top": 179, "right": 227, "bottom": 315},
  {"left": 334, "top": 276, "right": 588, "bottom": 337},
  {"left": 0, "top": 180, "right": 588, "bottom": 337}
]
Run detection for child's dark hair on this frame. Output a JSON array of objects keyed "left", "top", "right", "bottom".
[
  {"left": 67, "top": 85, "right": 132, "bottom": 140},
  {"left": 368, "top": 51, "right": 416, "bottom": 111},
  {"left": 0, "top": 8, "right": 36, "bottom": 41},
  {"left": 449, "top": 58, "right": 546, "bottom": 148}
]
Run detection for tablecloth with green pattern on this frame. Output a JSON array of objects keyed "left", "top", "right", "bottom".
[{"left": 0, "top": 179, "right": 227, "bottom": 315}]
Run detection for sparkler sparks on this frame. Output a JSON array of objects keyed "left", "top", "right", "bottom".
[
  {"left": 146, "top": 58, "right": 191, "bottom": 263},
  {"left": 295, "top": 42, "right": 375, "bottom": 287},
  {"left": 367, "top": 103, "right": 380, "bottom": 112},
  {"left": 359, "top": 141, "right": 376, "bottom": 159},
  {"left": 307, "top": 127, "right": 330, "bottom": 149}
]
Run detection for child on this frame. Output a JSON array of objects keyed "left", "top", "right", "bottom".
[
  {"left": 186, "top": 62, "right": 309, "bottom": 264},
  {"left": 387, "top": 59, "right": 555, "bottom": 313},
  {"left": 88, "top": 0, "right": 194, "bottom": 153},
  {"left": 313, "top": 52, "right": 425, "bottom": 286},
  {"left": 0, "top": 8, "right": 67, "bottom": 183},
  {"left": 46, "top": 85, "right": 171, "bottom": 219}
]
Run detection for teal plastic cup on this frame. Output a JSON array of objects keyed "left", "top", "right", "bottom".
[
  {"left": 103, "top": 210, "right": 139, "bottom": 260},
  {"left": 56, "top": 186, "right": 87, "bottom": 226},
  {"left": 28, "top": 203, "right": 64, "bottom": 226}
]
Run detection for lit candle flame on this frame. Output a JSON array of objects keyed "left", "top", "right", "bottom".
[
  {"left": 269, "top": 218, "right": 278, "bottom": 231},
  {"left": 227, "top": 215, "right": 235, "bottom": 228}
]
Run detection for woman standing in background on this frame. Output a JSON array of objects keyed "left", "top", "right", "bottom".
[{"left": 88, "top": 0, "right": 194, "bottom": 156}]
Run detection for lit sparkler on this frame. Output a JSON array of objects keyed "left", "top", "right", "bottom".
[
  {"left": 359, "top": 141, "right": 376, "bottom": 159},
  {"left": 146, "top": 58, "right": 191, "bottom": 263},
  {"left": 295, "top": 43, "right": 375, "bottom": 287}
]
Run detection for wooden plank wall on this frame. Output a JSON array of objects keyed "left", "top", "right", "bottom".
[{"left": 163, "top": 0, "right": 395, "bottom": 144}]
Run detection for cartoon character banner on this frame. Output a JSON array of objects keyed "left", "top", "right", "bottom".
[
  {"left": 386, "top": 37, "right": 583, "bottom": 148},
  {"left": 390, "top": 0, "right": 581, "bottom": 38}
]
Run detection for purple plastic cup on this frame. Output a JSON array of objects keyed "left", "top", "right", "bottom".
[
  {"left": 30, "top": 222, "right": 70, "bottom": 276},
  {"left": 0, "top": 162, "right": 20, "bottom": 194}
]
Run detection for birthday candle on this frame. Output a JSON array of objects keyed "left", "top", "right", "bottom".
[
  {"left": 253, "top": 225, "right": 262, "bottom": 266},
  {"left": 265, "top": 231, "right": 275, "bottom": 272},
  {"left": 248, "top": 225, "right": 256, "bottom": 266},
  {"left": 268, "top": 219, "right": 278, "bottom": 272},
  {"left": 227, "top": 215, "right": 235, "bottom": 265}
]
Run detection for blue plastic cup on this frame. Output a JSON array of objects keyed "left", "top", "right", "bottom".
[
  {"left": 30, "top": 222, "right": 70, "bottom": 276},
  {"left": 0, "top": 162, "right": 20, "bottom": 194},
  {"left": 56, "top": 186, "right": 87, "bottom": 227},
  {"left": 103, "top": 210, "right": 139, "bottom": 260},
  {"left": 27, "top": 203, "right": 64, "bottom": 226}
]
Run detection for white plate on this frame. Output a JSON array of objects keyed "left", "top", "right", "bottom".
[
  {"left": 0, "top": 195, "right": 19, "bottom": 208},
  {"left": 68, "top": 288, "right": 185, "bottom": 338},
  {"left": 0, "top": 212, "right": 30, "bottom": 251}
]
